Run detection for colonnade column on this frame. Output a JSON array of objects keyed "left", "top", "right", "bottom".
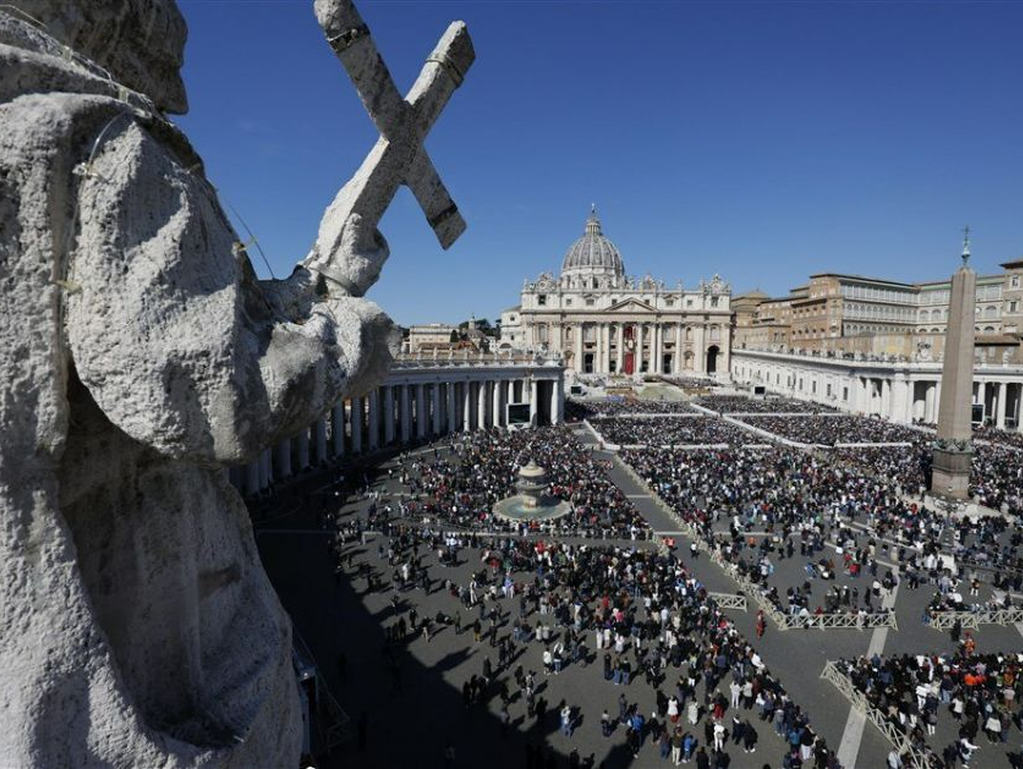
[
  {"left": 529, "top": 379, "right": 539, "bottom": 425},
  {"left": 314, "top": 418, "right": 328, "bottom": 464},
  {"left": 492, "top": 380, "right": 502, "bottom": 426},
  {"left": 463, "top": 381, "right": 472, "bottom": 431},
  {"left": 400, "top": 384, "right": 412, "bottom": 443},
  {"left": 416, "top": 384, "right": 427, "bottom": 439},
  {"left": 245, "top": 461, "right": 261, "bottom": 496},
  {"left": 997, "top": 382, "right": 1008, "bottom": 429},
  {"left": 259, "top": 448, "right": 272, "bottom": 489},
  {"left": 367, "top": 389, "right": 380, "bottom": 451},
  {"left": 275, "top": 438, "right": 292, "bottom": 480},
  {"left": 432, "top": 382, "right": 442, "bottom": 435},
  {"left": 447, "top": 382, "right": 457, "bottom": 434},
  {"left": 351, "top": 397, "right": 363, "bottom": 453},
  {"left": 383, "top": 385, "right": 395, "bottom": 445},
  {"left": 476, "top": 380, "right": 487, "bottom": 429},
  {"left": 296, "top": 425, "right": 310, "bottom": 470},
  {"left": 331, "top": 402, "right": 345, "bottom": 456}
]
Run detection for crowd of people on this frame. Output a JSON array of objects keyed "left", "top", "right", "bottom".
[
  {"left": 735, "top": 415, "right": 925, "bottom": 446},
  {"left": 344, "top": 519, "right": 844, "bottom": 769},
  {"left": 834, "top": 442, "right": 1023, "bottom": 516},
  {"left": 388, "top": 426, "right": 651, "bottom": 539},
  {"left": 695, "top": 396, "right": 837, "bottom": 415},
  {"left": 590, "top": 416, "right": 768, "bottom": 447},
  {"left": 616, "top": 444, "right": 1023, "bottom": 623},
  {"left": 566, "top": 398, "right": 696, "bottom": 419},
  {"left": 835, "top": 651, "right": 1023, "bottom": 767},
  {"left": 974, "top": 425, "right": 1023, "bottom": 450}
]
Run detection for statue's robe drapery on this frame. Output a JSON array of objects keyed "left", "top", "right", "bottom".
[{"left": 0, "top": 13, "right": 395, "bottom": 767}]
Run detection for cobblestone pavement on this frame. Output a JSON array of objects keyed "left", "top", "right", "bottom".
[{"left": 254, "top": 424, "right": 1023, "bottom": 769}]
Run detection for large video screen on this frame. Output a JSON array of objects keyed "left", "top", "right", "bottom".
[{"left": 507, "top": 403, "right": 531, "bottom": 424}]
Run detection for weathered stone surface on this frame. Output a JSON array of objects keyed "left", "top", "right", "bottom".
[{"left": 0, "top": 2, "right": 415, "bottom": 766}]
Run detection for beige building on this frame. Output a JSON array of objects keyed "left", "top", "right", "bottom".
[
  {"left": 734, "top": 265, "right": 1023, "bottom": 364},
  {"left": 502, "top": 208, "right": 733, "bottom": 378},
  {"left": 405, "top": 323, "right": 459, "bottom": 353}
]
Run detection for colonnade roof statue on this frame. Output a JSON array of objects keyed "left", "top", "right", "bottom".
[{"left": 0, "top": 0, "right": 473, "bottom": 766}]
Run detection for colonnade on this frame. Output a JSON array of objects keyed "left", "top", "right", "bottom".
[
  {"left": 234, "top": 356, "right": 565, "bottom": 496},
  {"left": 732, "top": 349, "right": 1023, "bottom": 429}
]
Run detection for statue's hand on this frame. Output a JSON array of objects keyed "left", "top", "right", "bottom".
[{"left": 304, "top": 209, "right": 389, "bottom": 298}]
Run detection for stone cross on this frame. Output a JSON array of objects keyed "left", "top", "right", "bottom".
[{"left": 315, "top": 0, "right": 475, "bottom": 250}]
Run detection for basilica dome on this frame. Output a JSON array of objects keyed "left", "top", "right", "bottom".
[{"left": 561, "top": 207, "right": 625, "bottom": 279}]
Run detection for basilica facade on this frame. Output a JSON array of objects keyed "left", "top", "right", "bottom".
[{"left": 500, "top": 208, "right": 733, "bottom": 378}]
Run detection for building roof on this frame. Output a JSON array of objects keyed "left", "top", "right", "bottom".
[
  {"left": 1000, "top": 259, "right": 1023, "bottom": 270},
  {"left": 561, "top": 206, "right": 625, "bottom": 278},
  {"left": 808, "top": 273, "right": 915, "bottom": 288}
]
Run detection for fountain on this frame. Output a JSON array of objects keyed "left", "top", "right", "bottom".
[{"left": 492, "top": 459, "right": 572, "bottom": 523}]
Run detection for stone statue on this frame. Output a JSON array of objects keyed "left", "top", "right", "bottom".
[{"left": 0, "top": 0, "right": 471, "bottom": 767}]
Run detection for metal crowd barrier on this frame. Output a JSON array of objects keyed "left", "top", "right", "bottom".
[
  {"left": 707, "top": 592, "right": 748, "bottom": 611},
  {"left": 927, "top": 607, "right": 1023, "bottom": 630},
  {"left": 820, "top": 661, "right": 936, "bottom": 769}
]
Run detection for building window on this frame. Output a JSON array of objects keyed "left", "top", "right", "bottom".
[
  {"left": 711, "top": 297, "right": 719, "bottom": 308},
  {"left": 564, "top": 298, "right": 572, "bottom": 306},
  {"left": 686, "top": 298, "right": 694, "bottom": 307},
  {"left": 1010, "top": 301, "right": 1019, "bottom": 313},
  {"left": 537, "top": 295, "right": 546, "bottom": 306},
  {"left": 1011, "top": 276, "right": 1020, "bottom": 288},
  {"left": 585, "top": 298, "right": 595, "bottom": 307}
]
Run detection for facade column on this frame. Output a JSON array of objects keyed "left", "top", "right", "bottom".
[
  {"left": 616, "top": 324, "right": 624, "bottom": 373},
  {"left": 463, "top": 380, "right": 472, "bottom": 431},
  {"left": 551, "top": 377, "right": 562, "bottom": 424},
  {"left": 331, "top": 402, "right": 345, "bottom": 456},
  {"left": 416, "top": 383, "right": 428, "bottom": 439},
  {"left": 675, "top": 323, "right": 683, "bottom": 374},
  {"left": 653, "top": 323, "right": 663, "bottom": 375},
  {"left": 997, "top": 381, "right": 1008, "bottom": 429},
  {"left": 367, "top": 389, "right": 380, "bottom": 451},
  {"left": 275, "top": 438, "right": 292, "bottom": 480},
  {"left": 637, "top": 324, "right": 645, "bottom": 373},
  {"left": 477, "top": 379, "right": 488, "bottom": 429},
  {"left": 934, "top": 381, "right": 942, "bottom": 424},
  {"left": 447, "top": 382, "right": 457, "bottom": 434},
  {"left": 314, "top": 417, "right": 328, "bottom": 463},
  {"left": 492, "top": 379, "right": 502, "bottom": 427},
  {"left": 351, "top": 397, "right": 363, "bottom": 453},
  {"left": 400, "top": 384, "right": 412, "bottom": 443},
  {"left": 432, "top": 382, "right": 443, "bottom": 435},
  {"left": 296, "top": 425, "right": 310, "bottom": 470},
  {"left": 574, "top": 325, "right": 584, "bottom": 373},
  {"left": 529, "top": 378, "right": 539, "bottom": 425},
  {"left": 694, "top": 325, "right": 706, "bottom": 374}
]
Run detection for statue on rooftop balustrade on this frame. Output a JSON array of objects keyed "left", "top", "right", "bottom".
[{"left": 0, "top": 0, "right": 473, "bottom": 766}]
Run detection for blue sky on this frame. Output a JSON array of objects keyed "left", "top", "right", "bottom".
[{"left": 176, "top": 0, "right": 1023, "bottom": 326}]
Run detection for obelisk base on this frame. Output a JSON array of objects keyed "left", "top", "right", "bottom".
[{"left": 931, "top": 445, "right": 973, "bottom": 499}]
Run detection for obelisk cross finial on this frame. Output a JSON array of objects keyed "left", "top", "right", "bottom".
[
  {"left": 961, "top": 225, "right": 971, "bottom": 266},
  {"left": 314, "top": 0, "right": 475, "bottom": 249}
]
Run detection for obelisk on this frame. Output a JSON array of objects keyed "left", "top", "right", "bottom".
[{"left": 930, "top": 229, "right": 976, "bottom": 499}]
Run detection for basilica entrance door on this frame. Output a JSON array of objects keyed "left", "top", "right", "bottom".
[{"left": 623, "top": 325, "right": 635, "bottom": 375}]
